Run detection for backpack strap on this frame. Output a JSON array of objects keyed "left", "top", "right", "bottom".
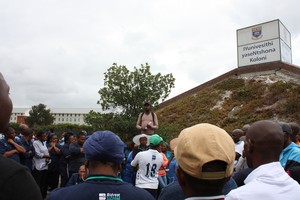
[
  {"left": 151, "top": 112, "right": 155, "bottom": 125},
  {"left": 139, "top": 112, "right": 144, "bottom": 126},
  {"left": 139, "top": 112, "right": 155, "bottom": 126}
]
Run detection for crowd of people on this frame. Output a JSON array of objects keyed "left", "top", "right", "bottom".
[{"left": 1, "top": 72, "right": 300, "bottom": 200}]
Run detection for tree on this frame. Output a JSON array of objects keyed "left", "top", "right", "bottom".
[
  {"left": 26, "top": 103, "right": 55, "bottom": 127},
  {"left": 84, "top": 111, "right": 137, "bottom": 141},
  {"left": 98, "top": 63, "right": 175, "bottom": 117}
]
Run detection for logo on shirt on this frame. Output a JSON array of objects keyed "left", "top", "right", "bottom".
[
  {"left": 152, "top": 155, "right": 156, "bottom": 160},
  {"left": 99, "top": 193, "right": 120, "bottom": 200}
]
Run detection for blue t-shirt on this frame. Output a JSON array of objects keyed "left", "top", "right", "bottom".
[
  {"left": 0, "top": 138, "right": 22, "bottom": 163},
  {"left": 48, "top": 175, "right": 155, "bottom": 200}
]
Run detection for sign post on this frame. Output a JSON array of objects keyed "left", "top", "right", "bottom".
[{"left": 237, "top": 19, "right": 292, "bottom": 67}]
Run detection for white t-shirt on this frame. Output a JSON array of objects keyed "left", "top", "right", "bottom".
[{"left": 131, "top": 149, "right": 163, "bottom": 189}]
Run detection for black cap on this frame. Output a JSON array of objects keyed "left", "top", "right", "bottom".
[
  {"left": 280, "top": 122, "right": 292, "bottom": 134},
  {"left": 144, "top": 102, "right": 151, "bottom": 106}
]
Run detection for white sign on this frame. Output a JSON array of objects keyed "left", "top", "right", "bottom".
[
  {"left": 237, "top": 19, "right": 292, "bottom": 67},
  {"left": 238, "top": 39, "right": 280, "bottom": 67}
]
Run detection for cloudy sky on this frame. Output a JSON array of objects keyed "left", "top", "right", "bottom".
[{"left": 1, "top": 0, "right": 300, "bottom": 108}]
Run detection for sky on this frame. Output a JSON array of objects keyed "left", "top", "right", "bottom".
[{"left": 1, "top": 0, "right": 300, "bottom": 108}]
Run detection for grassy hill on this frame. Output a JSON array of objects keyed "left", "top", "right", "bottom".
[{"left": 156, "top": 74, "right": 300, "bottom": 141}]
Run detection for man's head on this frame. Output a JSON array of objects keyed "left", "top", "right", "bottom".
[
  {"left": 231, "top": 129, "right": 243, "bottom": 143},
  {"left": 64, "top": 132, "right": 75, "bottom": 144},
  {"left": 83, "top": 131, "right": 125, "bottom": 175},
  {"left": 280, "top": 122, "right": 292, "bottom": 148},
  {"left": 4, "top": 127, "right": 16, "bottom": 140},
  {"left": 289, "top": 122, "right": 300, "bottom": 143},
  {"left": 22, "top": 128, "right": 34, "bottom": 140},
  {"left": 143, "top": 102, "right": 151, "bottom": 113},
  {"left": 244, "top": 120, "right": 284, "bottom": 169},
  {"left": 36, "top": 130, "right": 47, "bottom": 142},
  {"left": 19, "top": 124, "right": 29, "bottom": 134},
  {"left": 175, "top": 123, "right": 235, "bottom": 196},
  {"left": 78, "top": 165, "right": 87, "bottom": 180},
  {"left": 77, "top": 131, "right": 86, "bottom": 146},
  {"left": 149, "top": 134, "right": 163, "bottom": 150},
  {"left": 0, "top": 73, "right": 13, "bottom": 133},
  {"left": 132, "top": 134, "right": 149, "bottom": 146},
  {"left": 241, "top": 124, "right": 250, "bottom": 136}
]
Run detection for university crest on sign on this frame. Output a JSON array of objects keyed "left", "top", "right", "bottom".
[{"left": 251, "top": 26, "right": 263, "bottom": 40}]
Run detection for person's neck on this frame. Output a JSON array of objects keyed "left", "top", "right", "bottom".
[
  {"left": 89, "top": 166, "right": 118, "bottom": 177},
  {"left": 144, "top": 110, "right": 150, "bottom": 114},
  {"left": 24, "top": 136, "right": 31, "bottom": 142}
]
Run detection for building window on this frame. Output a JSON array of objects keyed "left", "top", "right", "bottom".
[{"left": 62, "top": 118, "right": 64, "bottom": 122}]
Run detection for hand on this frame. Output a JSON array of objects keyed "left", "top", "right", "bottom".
[
  {"left": 147, "top": 124, "right": 152, "bottom": 129},
  {"left": 51, "top": 143, "right": 56, "bottom": 147},
  {"left": 7, "top": 139, "right": 14, "bottom": 144}
]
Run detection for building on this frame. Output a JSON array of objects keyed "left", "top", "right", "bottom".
[{"left": 10, "top": 107, "right": 101, "bottom": 125}]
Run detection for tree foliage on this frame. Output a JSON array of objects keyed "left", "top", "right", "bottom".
[
  {"left": 84, "top": 111, "right": 138, "bottom": 141},
  {"left": 26, "top": 103, "right": 55, "bottom": 127},
  {"left": 98, "top": 63, "right": 175, "bottom": 117}
]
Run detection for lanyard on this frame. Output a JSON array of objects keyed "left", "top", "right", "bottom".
[{"left": 85, "top": 175, "right": 123, "bottom": 182}]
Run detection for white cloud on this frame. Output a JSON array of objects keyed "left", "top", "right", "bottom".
[{"left": 0, "top": 0, "right": 299, "bottom": 108}]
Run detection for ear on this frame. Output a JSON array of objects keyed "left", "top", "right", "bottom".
[
  {"left": 117, "top": 164, "right": 122, "bottom": 172},
  {"left": 248, "top": 139, "right": 254, "bottom": 153},
  {"left": 85, "top": 160, "right": 90, "bottom": 169},
  {"left": 85, "top": 160, "right": 90, "bottom": 175},
  {"left": 176, "top": 168, "right": 186, "bottom": 187}
]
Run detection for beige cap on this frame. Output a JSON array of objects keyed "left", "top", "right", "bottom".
[
  {"left": 170, "top": 138, "right": 179, "bottom": 151},
  {"left": 174, "top": 123, "right": 235, "bottom": 180}
]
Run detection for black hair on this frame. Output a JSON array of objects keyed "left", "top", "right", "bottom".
[
  {"left": 4, "top": 127, "right": 14, "bottom": 135},
  {"left": 64, "top": 132, "right": 74, "bottom": 143},
  {"left": 77, "top": 131, "right": 86, "bottom": 138},
  {"left": 36, "top": 130, "right": 46, "bottom": 138},
  {"left": 22, "top": 128, "right": 34, "bottom": 137}
]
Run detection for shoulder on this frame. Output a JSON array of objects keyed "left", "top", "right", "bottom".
[
  {"left": 49, "top": 182, "right": 155, "bottom": 200},
  {"left": 0, "top": 156, "right": 42, "bottom": 199},
  {"left": 119, "top": 183, "right": 155, "bottom": 199},
  {"left": 158, "top": 181, "right": 184, "bottom": 200},
  {"left": 48, "top": 184, "right": 83, "bottom": 199}
]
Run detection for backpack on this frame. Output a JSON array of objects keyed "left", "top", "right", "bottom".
[{"left": 139, "top": 112, "right": 155, "bottom": 126}]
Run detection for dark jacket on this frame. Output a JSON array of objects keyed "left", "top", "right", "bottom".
[{"left": 68, "top": 142, "right": 85, "bottom": 172}]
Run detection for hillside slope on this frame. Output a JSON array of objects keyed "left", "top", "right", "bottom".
[{"left": 157, "top": 74, "right": 300, "bottom": 139}]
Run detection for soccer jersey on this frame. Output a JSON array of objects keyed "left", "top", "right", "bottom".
[{"left": 131, "top": 149, "right": 163, "bottom": 189}]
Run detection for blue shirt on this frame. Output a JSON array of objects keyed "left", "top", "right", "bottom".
[
  {"left": 280, "top": 142, "right": 300, "bottom": 169},
  {"left": 0, "top": 138, "right": 22, "bottom": 163},
  {"left": 19, "top": 136, "right": 35, "bottom": 170},
  {"left": 48, "top": 175, "right": 155, "bottom": 200}
]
